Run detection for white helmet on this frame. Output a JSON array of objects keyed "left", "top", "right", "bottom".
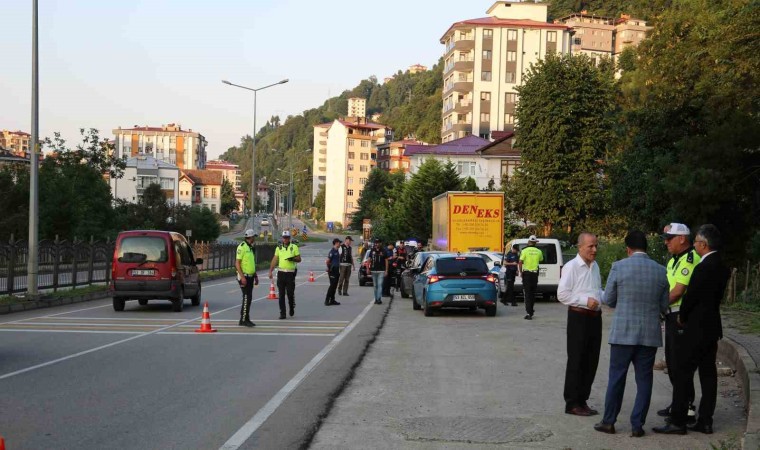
[
  {"left": 282, "top": 230, "right": 291, "bottom": 237},
  {"left": 244, "top": 229, "right": 256, "bottom": 238}
]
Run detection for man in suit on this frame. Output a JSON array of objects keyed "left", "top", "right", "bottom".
[
  {"left": 654, "top": 224, "right": 731, "bottom": 435},
  {"left": 594, "top": 231, "right": 669, "bottom": 437}
]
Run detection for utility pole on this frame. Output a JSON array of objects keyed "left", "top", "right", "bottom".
[{"left": 27, "top": 0, "right": 40, "bottom": 297}]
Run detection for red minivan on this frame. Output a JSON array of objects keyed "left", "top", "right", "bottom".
[{"left": 110, "top": 230, "right": 203, "bottom": 312}]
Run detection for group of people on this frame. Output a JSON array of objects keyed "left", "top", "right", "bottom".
[
  {"left": 362, "top": 238, "right": 421, "bottom": 304},
  {"left": 556, "top": 224, "right": 729, "bottom": 438},
  {"left": 499, "top": 235, "right": 545, "bottom": 320}
]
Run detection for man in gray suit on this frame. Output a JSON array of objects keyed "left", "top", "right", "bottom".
[{"left": 594, "top": 230, "right": 669, "bottom": 437}]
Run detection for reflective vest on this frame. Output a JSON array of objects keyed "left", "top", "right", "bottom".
[{"left": 667, "top": 248, "right": 701, "bottom": 307}]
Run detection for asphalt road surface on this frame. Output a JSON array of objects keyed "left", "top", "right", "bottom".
[{"left": 0, "top": 239, "right": 379, "bottom": 450}]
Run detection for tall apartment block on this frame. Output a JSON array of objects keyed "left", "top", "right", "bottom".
[
  {"left": 347, "top": 98, "right": 367, "bottom": 119},
  {"left": 558, "top": 11, "right": 652, "bottom": 64},
  {"left": 440, "top": 1, "right": 571, "bottom": 143},
  {"left": 0, "top": 130, "right": 31, "bottom": 156},
  {"left": 113, "top": 123, "right": 207, "bottom": 170}
]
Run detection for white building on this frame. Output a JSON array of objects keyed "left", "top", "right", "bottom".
[
  {"left": 179, "top": 169, "right": 223, "bottom": 214},
  {"left": 113, "top": 123, "right": 207, "bottom": 170},
  {"left": 110, "top": 155, "right": 180, "bottom": 204},
  {"left": 347, "top": 97, "right": 367, "bottom": 119}
]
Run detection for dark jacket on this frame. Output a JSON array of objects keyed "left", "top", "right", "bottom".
[{"left": 679, "top": 252, "right": 730, "bottom": 343}]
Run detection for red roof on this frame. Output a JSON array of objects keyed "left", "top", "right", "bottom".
[
  {"left": 337, "top": 120, "right": 387, "bottom": 130},
  {"left": 405, "top": 135, "right": 490, "bottom": 156},
  {"left": 182, "top": 169, "right": 223, "bottom": 186},
  {"left": 491, "top": 131, "right": 515, "bottom": 140},
  {"left": 206, "top": 160, "right": 239, "bottom": 170},
  {"left": 441, "top": 17, "right": 569, "bottom": 42}
]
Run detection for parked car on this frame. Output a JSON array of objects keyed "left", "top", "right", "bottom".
[
  {"left": 411, "top": 255, "right": 498, "bottom": 317},
  {"left": 497, "top": 238, "right": 564, "bottom": 300},
  {"left": 110, "top": 230, "right": 203, "bottom": 312},
  {"left": 472, "top": 251, "right": 504, "bottom": 275},
  {"left": 358, "top": 251, "right": 373, "bottom": 286},
  {"left": 400, "top": 251, "right": 450, "bottom": 298},
  {"left": 260, "top": 219, "right": 270, "bottom": 227}
]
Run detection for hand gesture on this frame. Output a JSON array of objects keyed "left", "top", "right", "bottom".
[
  {"left": 239, "top": 277, "right": 247, "bottom": 286},
  {"left": 587, "top": 298, "right": 600, "bottom": 310}
]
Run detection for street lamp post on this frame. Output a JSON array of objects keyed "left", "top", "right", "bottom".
[
  {"left": 27, "top": 0, "right": 40, "bottom": 297},
  {"left": 277, "top": 168, "right": 308, "bottom": 231},
  {"left": 221, "top": 78, "right": 288, "bottom": 218}
]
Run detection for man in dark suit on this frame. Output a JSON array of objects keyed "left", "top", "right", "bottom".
[{"left": 654, "top": 224, "right": 731, "bottom": 435}]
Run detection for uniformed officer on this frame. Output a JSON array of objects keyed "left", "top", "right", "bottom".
[
  {"left": 269, "top": 230, "right": 302, "bottom": 319},
  {"left": 519, "top": 235, "right": 544, "bottom": 320},
  {"left": 325, "top": 238, "right": 342, "bottom": 306},
  {"left": 657, "top": 223, "right": 701, "bottom": 422},
  {"left": 235, "top": 229, "right": 259, "bottom": 327}
]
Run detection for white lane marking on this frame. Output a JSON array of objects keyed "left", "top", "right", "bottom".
[
  {"left": 158, "top": 332, "right": 336, "bottom": 337},
  {"left": 219, "top": 299, "right": 376, "bottom": 450},
  {"left": 0, "top": 329, "right": 142, "bottom": 335},
  {"left": 0, "top": 302, "right": 239, "bottom": 381},
  {"left": 0, "top": 322, "right": 344, "bottom": 330},
  {"left": 24, "top": 317, "right": 350, "bottom": 324}
]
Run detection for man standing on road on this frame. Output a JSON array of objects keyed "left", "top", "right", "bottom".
[
  {"left": 367, "top": 239, "right": 389, "bottom": 305},
  {"left": 269, "top": 230, "right": 302, "bottom": 320},
  {"left": 337, "top": 236, "right": 355, "bottom": 296},
  {"left": 501, "top": 244, "right": 520, "bottom": 306},
  {"left": 654, "top": 224, "right": 730, "bottom": 435},
  {"left": 235, "top": 229, "right": 259, "bottom": 327},
  {"left": 383, "top": 242, "right": 396, "bottom": 297},
  {"left": 558, "top": 232, "right": 603, "bottom": 417},
  {"left": 325, "top": 238, "right": 342, "bottom": 306},
  {"left": 594, "top": 231, "right": 669, "bottom": 437},
  {"left": 519, "top": 235, "right": 544, "bottom": 319},
  {"left": 657, "top": 223, "right": 701, "bottom": 423}
]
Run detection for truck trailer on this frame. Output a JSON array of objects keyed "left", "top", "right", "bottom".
[{"left": 431, "top": 191, "right": 504, "bottom": 253}]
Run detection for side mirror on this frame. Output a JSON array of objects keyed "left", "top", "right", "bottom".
[
  {"left": 195, "top": 258, "right": 204, "bottom": 265},
  {"left": 493, "top": 261, "right": 501, "bottom": 267}
]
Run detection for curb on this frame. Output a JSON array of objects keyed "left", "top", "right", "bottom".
[
  {"left": 0, "top": 272, "right": 239, "bottom": 316},
  {"left": 718, "top": 337, "right": 760, "bottom": 449}
]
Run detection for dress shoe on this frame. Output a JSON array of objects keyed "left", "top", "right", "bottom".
[
  {"left": 652, "top": 423, "right": 687, "bottom": 435},
  {"left": 631, "top": 428, "right": 645, "bottom": 437},
  {"left": 240, "top": 320, "right": 255, "bottom": 327},
  {"left": 324, "top": 300, "right": 330, "bottom": 306},
  {"left": 565, "top": 406, "right": 592, "bottom": 417},
  {"left": 289, "top": 306, "right": 295, "bottom": 317},
  {"left": 375, "top": 300, "right": 383, "bottom": 305},
  {"left": 688, "top": 422, "right": 713, "bottom": 434},
  {"left": 500, "top": 299, "right": 507, "bottom": 305},
  {"left": 511, "top": 303, "right": 518, "bottom": 306},
  {"left": 665, "top": 415, "right": 696, "bottom": 425},
  {"left": 279, "top": 314, "right": 286, "bottom": 320},
  {"left": 593, "top": 422, "right": 615, "bottom": 434},
  {"left": 657, "top": 406, "right": 671, "bottom": 417},
  {"left": 582, "top": 405, "right": 599, "bottom": 416},
  {"left": 330, "top": 300, "right": 341, "bottom": 305},
  {"left": 524, "top": 314, "right": 532, "bottom": 320},
  {"left": 343, "top": 292, "right": 348, "bottom": 296}
]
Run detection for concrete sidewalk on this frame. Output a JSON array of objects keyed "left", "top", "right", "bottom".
[{"left": 309, "top": 298, "right": 745, "bottom": 449}]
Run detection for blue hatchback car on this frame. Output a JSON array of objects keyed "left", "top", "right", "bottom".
[{"left": 412, "top": 255, "right": 499, "bottom": 317}]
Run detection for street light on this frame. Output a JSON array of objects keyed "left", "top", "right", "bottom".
[
  {"left": 277, "top": 167, "right": 308, "bottom": 230},
  {"left": 27, "top": 0, "right": 40, "bottom": 297},
  {"left": 221, "top": 78, "right": 288, "bottom": 217}
]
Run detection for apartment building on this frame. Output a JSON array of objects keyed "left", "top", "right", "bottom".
[
  {"left": 113, "top": 123, "right": 207, "bottom": 170},
  {"left": 409, "top": 64, "right": 428, "bottom": 74},
  {"left": 312, "top": 118, "right": 391, "bottom": 225},
  {"left": 0, "top": 130, "right": 31, "bottom": 156},
  {"left": 440, "top": 1, "right": 571, "bottom": 143},
  {"left": 376, "top": 139, "right": 427, "bottom": 173},
  {"left": 347, "top": 98, "right": 367, "bottom": 119},
  {"left": 110, "top": 155, "right": 180, "bottom": 204},
  {"left": 558, "top": 11, "right": 651, "bottom": 64},
  {"left": 179, "top": 169, "right": 223, "bottom": 213},
  {"left": 205, "top": 160, "right": 241, "bottom": 191}
]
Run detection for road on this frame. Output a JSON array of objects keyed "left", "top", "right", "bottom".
[{"left": 0, "top": 238, "right": 379, "bottom": 450}]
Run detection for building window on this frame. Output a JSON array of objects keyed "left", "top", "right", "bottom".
[
  {"left": 547, "top": 31, "right": 557, "bottom": 43},
  {"left": 360, "top": 177, "right": 367, "bottom": 185},
  {"left": 507, "top": 29, "right": 518, "bottom": 41},
  {"left": 501, "top": 160, "right": 519, "bottom": 181},
  {"left": 506, "top": 51, "right": 517, "bottom": 62},
  {"left": 211, "top": 188, "right": 217, "bottom": 199},
  {"left": 573, "top": 37, "right": 582, "bottom": 45},
  {"left": 480, "top": 113, "right": 490, "bottom": 122},
  {"left": 348, "top": 152, "right": 355, "bottom": 159},
  {"left": 481, "top": 71, "right": 492, "bottom": 81},
  {"left": 347, "top": 202, "right": 353, "bottom": 209},
  {"left": 456, "top": 161, "right": 477, "bottom": 177},
  {"left": 347, "top": 189, "right": 354, "bottom": 196},
  {"left": 348, "top": 163, "right": 354, "bottom": 171},
  {"left": 348, "top": 177, "right": 354, "bottom": 184},
  {"left": 505, "top": 93, "right": 516, "bottom": 104},
  {"left": 505, "top": 113, "right": 514, "bottom": 124},
  {"left": 481, "top": 92, "right": 491, "bottom": 102},
  {"left": 505, "top": 72, "right": 516, "bottom": 83},
  {"left": 482, "top": 50, "right": 492, "bottom": 60},
  {"left": 203, "top": 187, "right": 209, "bottom": 198},
  {"left": 348, "top": 139, "right": 355, "bottom": 147},
  {"left": 360, "top": 153, "right": 369, "bottom": 160},
  {"left": 211, "top": 204, "right": 217, "bottom": 213},
  {"left": 483, "top": 29, "right": 493, "bottom": 39},
  {"left": 360, "top": 140, "right": 369, "bottom": 147},
  {"left": 160, "top": 177, "right": 174, "bottom": 190},
  {"left": 360, "top": 165, "right": 368, "bottom": 172}
]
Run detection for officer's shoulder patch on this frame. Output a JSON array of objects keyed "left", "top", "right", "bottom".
[{"left": 681, "top": 268, "right": 690, "bottom": 276}]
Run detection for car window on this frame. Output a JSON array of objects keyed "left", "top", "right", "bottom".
[
  {"left": 422, "top": 257, "right": 435, "bottom": 272},
  {"left": 436, "top": 258, "right": 489, "bottom": 276},
  {"left": 179, "top": 241, "right": 194, "bottom": 265},
  {"left": 412, "top": 253, "right": 423, "bottom": 268},
  {"left": 117, "top": 237, "right": 168, "bottom": 263},
  {"left": 517, "top": 243, "right": 558, "bottom": 264}
]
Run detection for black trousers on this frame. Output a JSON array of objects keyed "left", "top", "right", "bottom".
[
  {"left": 672, "top": 339, "right": 718, "bottom": 426},
  {"left": 564, "top": 309, "right": 602, "bottom": 410},
  {"left": 277, "top": 271, "right": 296, "bottom": 314},
  {"left": 504, "top": 274, "right": 517, "bottom": 304},
  {"left": 238, "top": 275, "right": 254, "bottom": 321},
  {"left": 522, "top": 271, "right": 539, "bottom": 316},
  {"left": 665, "top": 313, "right": 695, "bottom": 407},
  {"left": 326, "top": 266, "right": 340, "bottom": 304}
]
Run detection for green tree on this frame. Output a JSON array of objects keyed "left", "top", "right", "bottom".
[
  {"left": 220, "top": 178, "right": 238, "bottom": 216},
  {"left": 462, "top": 177, "right": 479, "bottom": 191},
  {"left": 139, "top": 184, "right": 171, "bottom": 230},
  {"left": 350, "top": 169, "right": 391, "bottom": 230},
  {"left": 313, "top": 184, "right": 326, "bottom": 221},
  {"left": 508, "top": 53, "right": 616, "bottom": 235}
]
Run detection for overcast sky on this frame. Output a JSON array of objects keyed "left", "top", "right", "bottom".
[{"left": 1, "top": 0, "right": 487, "bottom": 159}]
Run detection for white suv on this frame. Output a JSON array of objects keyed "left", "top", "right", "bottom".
[{"left": 498, "top": 238, "right": 564, "bottom": 300}]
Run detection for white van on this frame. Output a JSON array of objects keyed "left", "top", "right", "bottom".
[{"left": 498, "top": 238, "right": 564, "bottom": 300}]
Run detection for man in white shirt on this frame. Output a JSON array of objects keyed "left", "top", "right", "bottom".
[{"left": 558, "top": 232, "right": 603, "bottom": 417}]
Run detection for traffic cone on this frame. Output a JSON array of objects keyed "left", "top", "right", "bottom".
[
  {"left": 195, "top": 302, "right": 217, "bottom": 333},
  {"left": 0, "top": 436, "right": 5, "bottom": 450},
  {"left": 268, "top": 282, "right": 278, "bottom": 300},
  {"left": 309, "top": 271, "right": 315, "bottom": 282}
]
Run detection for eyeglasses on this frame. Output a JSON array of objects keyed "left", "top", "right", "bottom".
[{"left": 694, "top": 239, "right": 706, "bottom": 245}]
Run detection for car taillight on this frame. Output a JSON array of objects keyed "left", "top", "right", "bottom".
[
  {"left": 486, "top": 274, "right": 496, "bottom": 283},
  {"left": 428, "top": 275, "right": 441, "bottom": 284},
  {"left": 171, "top": 269, "right": 177, "bottom": 279}
]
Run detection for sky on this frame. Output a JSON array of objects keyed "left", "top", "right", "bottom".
[{"left": 1, "top": 0, "right": 485, "bottom": 159}]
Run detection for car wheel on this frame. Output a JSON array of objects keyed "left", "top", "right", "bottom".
[
  {"left": 191, "top": 282, "right": 202, "bottom": 306},
  {"left": 412, "top": 291, "right": 422, "bottom": 310},
  {"left": 423, "top": 293, "right": 433, "bottom": 317},
  {"left": 138, "top": 299, "right": 148, "bottom": 306},
  {"left": 469, "top": 306, "right": 477, "bottom": 311},
  {"left": 172, "top": 287, "right": 184, "bottom": 312},
  {"left": 113, "top": 297, "right": 126, "bottom": 311},
  {"left": 400, "top": 283, "right": 409, "bottom": 298},
  {"left": 486, "top": 305, "right": 497, "bottom": 317}
]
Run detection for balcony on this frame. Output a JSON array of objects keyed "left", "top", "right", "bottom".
[
  {"left": 319, "top": 149, "right": 326, "bottom": 155},
  {"left": 454, "top": 100, "right": 472, "bottom": 113},
  {"left": 453, "top": 81, "right": 474, "bottom": 93},
  {"left": 319, "top": 140, "right": 327, "bottom": 146},
  {"left": 445, "top": 33, "right": 475, "bottom": 54},
  {"left": 454, "top": 59, "right": 474, "bottom": 72}
]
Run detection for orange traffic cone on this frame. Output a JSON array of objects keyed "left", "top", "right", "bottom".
[
  {"left": 195, "top": 302, "right": 217, "bottom": 333},
  {"left": 309, "top": 271, "right": 315, "bottom": 282},
  {"left": 1, "top": 435, "right": 6, "bottom": 450},
  {"left": 268, "top": 282, "right": 278, "bottom": 300}
]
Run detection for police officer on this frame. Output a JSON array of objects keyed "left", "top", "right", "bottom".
[
  {"left": 325, "top": 238, "right": 342, "bottom": 306},
  {"left": 235, "top": 229, "right": 259, "bottom": 327},
  {"left": 519, "top": 235, "right": 544, "bottom": 320},
  {"left": 657, "top": 223, "right": 701, "bottom": 423},
  {"left": 501, "top": 244, "right": 520, "bottom": 306},
  {"left": 269, "top": 230, "right": 302, "bottom": 319}
]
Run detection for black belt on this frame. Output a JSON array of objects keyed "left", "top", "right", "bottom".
[{"left": 569, "top": 306, "right": 601, "bottom": 317}]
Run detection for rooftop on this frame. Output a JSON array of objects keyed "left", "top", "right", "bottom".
[
  {"left": 405, "top": 135, "right": 490, "bottom": 156},
  {"left": 441, "top": 16, "right": 568, "bottom": 42},
  {"left": 182, "top": 169, "right": 223, "bottom": 186},
  {"left": 125, "top": 154, "right": 179, "bottom": 170}
]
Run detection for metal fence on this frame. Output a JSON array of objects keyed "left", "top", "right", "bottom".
[{"left": 0, "top": 239, "right": 276, "bottom": 296}]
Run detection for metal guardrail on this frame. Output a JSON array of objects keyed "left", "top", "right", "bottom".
[{"left": 0, "top": 239, "right": 276, "bottom": 296}]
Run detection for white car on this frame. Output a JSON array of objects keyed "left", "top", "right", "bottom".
[
  {"left": 471, "top": 251, "right": 504, "bottom": 271},
  {"left": 497, "top": 238, "right": 564, "bottom": 300},
  {"left": 260, "top": 219, "right": 270, "bottom": 227}
]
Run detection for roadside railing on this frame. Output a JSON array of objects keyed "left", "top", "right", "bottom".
[{"left": 0, "top": 239, "right": 276, "bottom": 296}]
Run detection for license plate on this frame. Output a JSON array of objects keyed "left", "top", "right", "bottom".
[
  {"left": 132, "top": 269, "right": 154, "bottom": 276},
  {"left": 453, "top": 295, "right": 475, "bottom": 301}
]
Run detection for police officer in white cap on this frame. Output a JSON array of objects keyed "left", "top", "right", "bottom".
[
  {"left": 235, "top": 229, "right": 259, "bottom": 327},
  {"left": 269, "top": 230, "right": 301, "bottom": 319}
]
